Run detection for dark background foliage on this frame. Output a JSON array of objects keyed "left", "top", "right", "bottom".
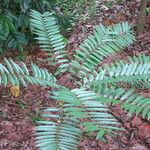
[{"left": 0, "top": 0, "right": 96, "bottom": 54}]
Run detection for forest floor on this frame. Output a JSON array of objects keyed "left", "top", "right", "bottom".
[{"left": 0, "top": 0, "right": 150, "bottom": 150}]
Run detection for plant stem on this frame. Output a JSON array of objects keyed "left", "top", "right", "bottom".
[{"left": 137, "top": 0, "right": 148, "bottom": 33}]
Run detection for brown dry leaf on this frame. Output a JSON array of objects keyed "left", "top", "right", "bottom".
[
  {"left": 103, "top": 18, "right": 114, "bottom": 26},
  {"left": 116, "top": 12, "right": 125, "bottom": 20},
  {"left": 10, "top": 85, "right": 20, "bottom": 97}
]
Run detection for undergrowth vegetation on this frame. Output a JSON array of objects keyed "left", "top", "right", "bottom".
[
  {"left": 0, "top": 9, "right": 150, "bottom": 150},
  {"left": 0, "top": 0, "right": 95, "bottom": 54}
]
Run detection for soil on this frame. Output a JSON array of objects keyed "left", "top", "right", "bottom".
[{"left": 0, "top": 0, "right": 150, "bottom": 150}]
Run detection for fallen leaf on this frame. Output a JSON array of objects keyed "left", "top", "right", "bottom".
[{"left": 10, "top": 85, "right": 20, "bottom": 97}]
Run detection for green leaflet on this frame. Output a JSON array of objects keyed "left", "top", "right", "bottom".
[
  {"left": 69, "top": 22, "right": 135, "bottom": 80},
  {"left": 30, "top": 10, "right": 70, "bottom": 75},
  {"left": 0, "top": 59, "right": 57, "bottom": 87}
]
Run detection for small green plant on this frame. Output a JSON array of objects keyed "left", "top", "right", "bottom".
[{"left": 0, "top": 10, "right": 150, "bottom": 150}]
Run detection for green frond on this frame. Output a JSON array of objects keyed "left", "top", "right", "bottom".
[
  {"left": 98, "top": 62, "right": 149, "bottom": 85},
  {"left": 105, "top": 56, "right": 150, "bottom": 86},
  {"left": 0, "top": 58, "right": 57, "bottom": 87},
  {"left": 30, "top": 10, "right": 69, "bottom": 74},
  {"left": 89, "top": 84, "right": 150, "bottom": 120},
  {"left": 83, "top": 54, "right": 150, "bottom": 88},
  {"left": 35, "top": 108, "right": 81, "bottom": 150},
  {"left": 50, "top": 88, "right": 121, "bottom": 140},
  {"left": 128, "top": 54, "right": 150, "bottom": 63},
  {"left": 69, "top": 22, "right": 135, "bottom": 79}
]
